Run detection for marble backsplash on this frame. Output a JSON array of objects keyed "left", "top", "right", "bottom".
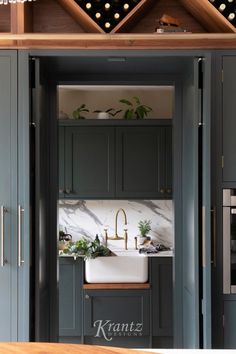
[{"left": 58, "top": 200, "right": 173, "bottom": 250}]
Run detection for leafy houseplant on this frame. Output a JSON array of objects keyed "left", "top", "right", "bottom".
[
  {"left": 72, "top": 104, "right": 89, "bottom": 119},
  {"left": 138, "top": 219, "right": 152, "bottom": 237},
  {"left": 119, "top": 96, "right": 152, "bottom": 120},
  {"left": 59, "top": 237, "right": 111, "bottom": 260}
]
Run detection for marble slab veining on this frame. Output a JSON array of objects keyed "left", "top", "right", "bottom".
[{"left": 59, "top": 200, "right": 174, "bottom": 250}]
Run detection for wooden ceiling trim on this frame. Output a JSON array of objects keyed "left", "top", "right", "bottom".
[
  {"left": 1, "top": 33, "right": 236, "bottom": 49},
  {"left": 10, "top": 3, "right": 33, "bottom": 34},
  {"left": 181, "top": 0, "right": 236, "bottom": 33}
]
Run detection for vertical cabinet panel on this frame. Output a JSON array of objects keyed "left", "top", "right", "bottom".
[
  {"left": 0, "top": 51, "right": 18, "bottom": 341},
  {"left": 65, "top": 127, "right": 115, "bottom": 198},
  {"left": 59, "top": 127, "right": 65, "bottom": 198},
  {"left": 116, "top": 127, "right": 164, "bottom": 198},
  {"left": 224, "top": 298, "right": 236, "bottom": 348},
  {"left": 222, "top": 56, "right": 236, "bottom": 182},
  {"left": 59, "top": 258, "right": 83, "bottom": 339},
  {"left": 151, "top": 257, "right": 173, "bottom": 337}
]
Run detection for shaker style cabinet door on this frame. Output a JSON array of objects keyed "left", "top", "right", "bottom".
[
  {"left": 64, "top": 127, "right": 115, "bottom": 198},
  {"left": 0, "top": 51, "right": 18, "bottom": 341},
  {"left": 116, "top": 126, "right": 172, "bottom": 198},
  {"left": 222, "top": 56, "right": 236, "bottom": 182}
]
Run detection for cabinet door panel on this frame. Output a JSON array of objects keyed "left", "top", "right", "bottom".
[
  {"left": 222, "top": 56, "right": 236, "bottom": 182},
  {"left": 151, "top": 258, "right": 173, "bottom": 337},
  {"left": 116, "top": 127, "right": 162, "bottom": 198},
  {"left": 65, "top": 127, "right": 115, "bottom": 198},
  {"left": 59, "top": 127, "right": 65, "bottom": 198},
  {"left": 84, "top": 289, "right": 150, "bottom": 337},
  {"left": 0, "top": 52, "right": 17, "bottom": 341},
  {"left": 59, "top": 258, "right": 83, "bottom": 337}
]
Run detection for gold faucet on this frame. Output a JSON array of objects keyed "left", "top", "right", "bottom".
[{"left": 104, "top": 208, "right": 128, "bottom": 250}]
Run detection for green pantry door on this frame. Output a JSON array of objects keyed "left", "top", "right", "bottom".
[
  {"left": 0, "top": 51, "right": 18, "bottom": 340},
  {"left": 181, "top": 56, "right": 212, "bottom": 348}
]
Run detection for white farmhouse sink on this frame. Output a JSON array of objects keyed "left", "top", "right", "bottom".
[{"left": 85, "top": 251, "right": 148, "bottom": 283}]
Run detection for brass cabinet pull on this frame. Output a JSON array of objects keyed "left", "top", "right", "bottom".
[
  {"left": 0, "top": 206, "right": 7, "bottom": 267},
  {"left": 18, "top": 205, "right": 25, "bottom": 267}
]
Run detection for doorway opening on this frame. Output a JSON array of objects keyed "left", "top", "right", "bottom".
[{"left": 30, "top": 52, "right": 211, "bottom": 349}]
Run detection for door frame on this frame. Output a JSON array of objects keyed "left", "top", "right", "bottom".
[{"left": 23, "top": 49, "right": 212, "bottom": 347}]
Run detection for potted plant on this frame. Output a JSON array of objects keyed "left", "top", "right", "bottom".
[
  {"left": 119, "top": 96, "right": 152, "bottom": 119},
  {"left": 72, "top": 104, "right": 89, "bottom": 119},
  {"left": 137, "top": 219, "right": 152, "bottom": 246},
  {"left": 94, "top": 108, "right": 122, "bottom": 119}
]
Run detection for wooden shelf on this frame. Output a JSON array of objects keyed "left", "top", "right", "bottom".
[
  {"left": 0, "top": 33, "right": 236, "bottom": 49},
  {"left": 83, "top": 283, "right": 150, "bottom": 289}
]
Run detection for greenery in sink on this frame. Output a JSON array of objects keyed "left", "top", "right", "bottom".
[{"left": 59, "top": 237, "right": 111, "bottom": 260}]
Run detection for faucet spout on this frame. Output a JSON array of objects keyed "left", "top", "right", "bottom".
[{"left": 115, "top": 208, "right": 128, "bottom": 237}]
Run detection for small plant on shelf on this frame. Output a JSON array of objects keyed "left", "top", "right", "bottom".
[
  {"left": 119, "top": 96, "right": 152, "bottom": 120},
  {"left": 138, "top": 219, "right": 152, "bottom": 237},
  {"left": 72, "top": 104, "right": 89, "bottom": 119}
]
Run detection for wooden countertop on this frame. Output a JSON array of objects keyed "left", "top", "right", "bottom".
[{"left": 0, "top": 343, "right": 159, "bottom": 354}]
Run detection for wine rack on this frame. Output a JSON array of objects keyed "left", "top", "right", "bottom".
[
  {"left": 209, "top": 0, "right": 236, "bottom": 27},
  {"left": 75, "top": 0, "right": 141, "bottom": 32},
  {"left": 57, "top": 0, "right": 156, "bottom": 33}
]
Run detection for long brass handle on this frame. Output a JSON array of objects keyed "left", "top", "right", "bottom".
[
  {"left": 211, "top": 207, "right": 217, "bottom": 268},
  {"left": 0, "top": 206, "right": 7, "bottom": 267},
  {"left": 18, "top": 206, "right": 25, "bottom": 267}
]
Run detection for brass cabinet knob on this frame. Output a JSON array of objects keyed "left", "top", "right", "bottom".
[
  {"left": 65, "top": 189, "right": 71, "bottom": 194},
  {"left": 85, "top": 294, "right": 90, "bottom": 300},
  {"left": 160, "top": 188, "right": 165, "bottom": 194},
  {"left": 167, "top": 189, "right": 172, "bottom": 194},
  {"left": 59, "top": 189, "right": 64, "bottom": 194}
]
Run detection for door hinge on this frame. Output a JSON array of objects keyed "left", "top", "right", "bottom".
[{"left": 222, "top": 155, "right": 224, "bottom": 169}]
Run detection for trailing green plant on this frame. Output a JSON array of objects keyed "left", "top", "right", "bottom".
[
  {"left": 94, "top": 108, "right": 122, "bottom": 117},
  {"left": 59, "top": 237, "right": 111, "bottom": 260},
  {"left": 72, "top": 104, "right": 89, "bottom": 119},
  {"left": 119, "top": 96, "right": 152, "bottom": 120},
  {"left": 138, "top": 219, "right": 152, "bottom": 237}
]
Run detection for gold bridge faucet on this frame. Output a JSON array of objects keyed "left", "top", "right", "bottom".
[{"left": 104, "top": 208, "right": 128, "bottom": 250}]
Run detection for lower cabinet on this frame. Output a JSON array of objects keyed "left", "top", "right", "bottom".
[
  {"left": 224, "top": 295, "right": 236, "bottom": 349},
  {"left": 151, "top": 257, "right": 173, "bottom": 348},
  {"left": 83, "top": 289, "right": 150, "bottom": 348},
  {"left": 59, "top": 257, "right": 173, "bottom": 347},
  {"left": 59, "top": 257, "right": 83, "bottom": 343}
]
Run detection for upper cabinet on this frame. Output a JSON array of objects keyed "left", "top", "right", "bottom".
[
  {"left": 59, "top": 121, "right": 172, "bottom": 199},
  {"left": 222, "top": 56, "right": 236, "bottom": 183},
  {"left": 116, "top": 126, "right": 172, "bottom": 198},
  {"left": 62, "top": 126, "right": 115, "bottom": 198}
]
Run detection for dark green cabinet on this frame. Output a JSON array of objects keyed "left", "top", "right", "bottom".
[
  {"left": 0, "top": 51, "right": 18, "bottom": 341},
  {"left": 59, "top": 121, "right": 172, "bottom": 199},
  {"left": 61, "top": 126, "right": 115, "bottom": 198},
  {"left": 59, "top": 257, "right": 83, "bottom": 342},
  {"left": 222, "top": 56, "right": 236, "bottom": 183},
  {"left": 83, "top": 288, "right": 150, "bottom": 347},
  {"left": 224, "top": 296, "right": 236, "bottom": 348},
  {"left": 116, "top": 126, "right": 172, "bottom": 198},
  {"left": 151, "top": 257, "right": 173, "bottom": 347}
]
